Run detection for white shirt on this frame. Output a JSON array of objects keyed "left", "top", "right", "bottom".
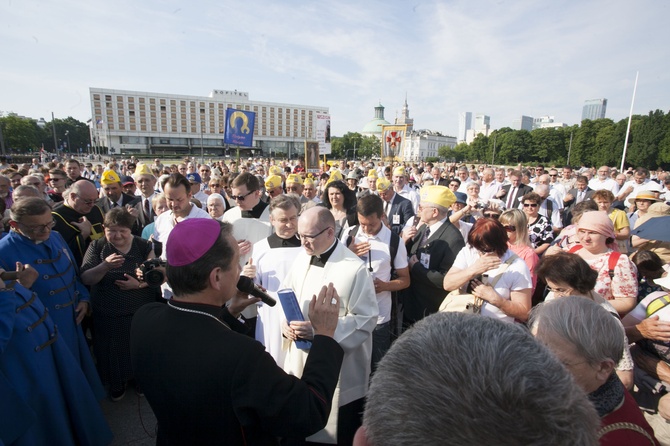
[
  {"left": 589, "top": 177, "right": 618, "bottom": 193},
  {"left": 153, "top": 204, "right": 212, "bottom": 299},
  {"left": 620, "top": 179, "right": 652, "bottom": 205},
  {"left": 452, "top": 246, "right": 532, "bottom": 323},
  {"left": 396, "top": 185, "right": 420, "bottom": 212},
  {"left": 340, "top": 224, "right": 408, "bottom": 324},
  {"left": 479, "top": 180, "right": 501, "bottom": 202}
]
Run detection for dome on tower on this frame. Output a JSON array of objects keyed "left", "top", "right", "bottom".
[{"left": 362, "top": 103, "right": 390, "bottom": 137}]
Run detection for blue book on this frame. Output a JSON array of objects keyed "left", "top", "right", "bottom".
[{"left": 277, "top": 288, "right": 312, "bottom": 351}]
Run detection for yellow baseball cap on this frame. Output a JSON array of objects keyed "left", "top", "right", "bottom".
[
  {"left": 269, "top": 165, "right": 283, "bottom": 176},
  {"left": 393, "top": 166, "right": 406, "bottom": 177},
  {"left": 376, "top": 178, "right": 392, "bottom": 191},
  {"left": 101, "top": 170, "right": 121, "bottom": 185},
  {"left": 265, "top": 175, "right": 282, "bottom": 189},
  {"left": 420, "top": 185, "right": 456, "bottom": 208},
  {"left": 286, "top": 174, "right": 303, "bottom": 185}
]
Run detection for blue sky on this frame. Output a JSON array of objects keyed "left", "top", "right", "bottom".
[{"left": 1, "top": 0, "right": 668, "bottom": 138}]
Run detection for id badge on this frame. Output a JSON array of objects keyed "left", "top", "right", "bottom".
[
  {"left": 420, "top": 252, "right": 431, "bottom": 269},
  {"left": 393, "top": 214, "right": 400, "bottom": 225}
]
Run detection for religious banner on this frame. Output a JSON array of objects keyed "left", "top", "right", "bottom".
[
  {"left": 316, "top": 114, "right": 331, "bottom": 155},
  {"left": 381, "top": 125, "right": 407, "bottom": 161},
  {"left": 224, "top": 108, "right": 256, "bottom": 147},
  {"left": 305, "top": 141, "right": 320, "bottom": 174}
]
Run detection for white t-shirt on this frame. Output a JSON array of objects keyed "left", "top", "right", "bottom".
[
  {"left": 452, "top": 246, "right": 532, "bottom": 323},
  {"left": 341, "top": 224, "right": 408, "bottom": 324}
]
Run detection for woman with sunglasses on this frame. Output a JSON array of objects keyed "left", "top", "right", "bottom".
[
  {"left": 443, "top": 218, "right": 533, "bottom": 322},
  {"left": 522, "top": 192, "right": 554, "bottom": 256},
  {"left": 499, "top": 208, "right": 540, "bottom": 293}
]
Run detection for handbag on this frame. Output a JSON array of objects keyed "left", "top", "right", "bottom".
[{"left": 439, "top": 254, "right": 518, "bottom": 314}]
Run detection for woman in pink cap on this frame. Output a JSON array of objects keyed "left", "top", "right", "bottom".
[{"left": 566, "top": 211, "right": 638, "bottom": 316}]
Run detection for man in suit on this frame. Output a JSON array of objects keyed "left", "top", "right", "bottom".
[
  {"left": 131, "top": 218, "right": 345, "bottom": 445},
  {"left": 495, "top": 169, "right": 533, "bottom": 210},
  {"left": 402, "top": 186, "right": 465, "bottom": 327},
  {"left": 562, "top": 175, "right": 594, "bottom": 226},
  {"left": 96, "top": 170, "right": 140, "bottom": 214},
  {"left": 377, "top": 177, "right": 415, "bottom": 235},
  {"left": 131, "top": 163, "right": 158, "bottom": 233}
]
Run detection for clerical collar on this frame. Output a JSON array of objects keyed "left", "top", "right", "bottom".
[
  {"left": 310, "top": 240, "right": 337, "bottom": 268},
  {"left": 241, "top": 200, "right": 268, "bottom": 219},
  {"left": 267, "top": 233, "right": 301, "bottom": 249}
]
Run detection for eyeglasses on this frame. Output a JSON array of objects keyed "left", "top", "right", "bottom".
[
  {"left": 209, "top": 183, "right": 221, "bottom": 188},
  {"left": 76, "top": 194, "right": 97, "bottom": 205},
  {"left": 49, "top": 177, "right": 65, "bottom": 182},
  {"left": 298, "top": 226, "right": 329, "bottom": 242},
  {"left": 230, "top": 190, "right": 254, "bottom": 201},
  {"left": 19, "top": 219, "right": 56, "bottom": 233},
  {"left": 523, "top": 203, "right": 538, "bottom": 208},
  {"left": 549, "top": 174, "right": 558, "bottom": 177},
  {"left": 503, "top": 225, "right": 516, "bottom": 232},
  {"left": 483, "top": 213, "right": 500, "bottom": 219}
]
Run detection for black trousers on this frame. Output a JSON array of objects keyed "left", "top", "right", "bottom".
[{"left": 283, "top": 397, "right": 364, "bottom": 446}]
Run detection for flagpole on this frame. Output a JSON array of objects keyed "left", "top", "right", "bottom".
[{"left": 620, "top": 71, "right": 639, "bottom": 172}]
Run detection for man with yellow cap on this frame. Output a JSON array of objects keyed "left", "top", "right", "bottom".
[
  {"left": 392, "top": 166, "right": 420, "bottom": 212},
  {"left": 402, "top": 185, "right": 465, "bottom": 327},
  {"left": 264, "top": 175, "right": 284, "bottom": 200},
  {"left": 131, "top": 163, "right": 159, "bottom": 232},
  {"left": 96, "top": 169, "right": 140, "bottom": 214},
  {"left": 377, "top": 177, "right": 415, "bottom": 235}
]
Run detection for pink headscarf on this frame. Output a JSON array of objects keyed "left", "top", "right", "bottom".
[{"left": 577, "top": 211, "right": 619, "bottom": 251}]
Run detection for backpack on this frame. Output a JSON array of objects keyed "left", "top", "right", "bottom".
[{"left": 568, "top": 245, "right": 621, "bottom": 279}]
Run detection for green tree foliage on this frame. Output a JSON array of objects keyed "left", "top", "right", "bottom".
[
  {"left": 41, "top": 117, "right": 90, "bottom": 154},
  {"left": 330, "top": 132, "right": 379, "bottom": 160},
  {"left": 0, "top": 114, "right": 42, "bottom": 151},
  {"left": 447, "top": 111, "right": 670, "bottom": 169}
]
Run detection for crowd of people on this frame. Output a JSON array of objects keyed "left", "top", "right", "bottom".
[{"left": 1, "top": 153, "right": 670, "bottom": 445}]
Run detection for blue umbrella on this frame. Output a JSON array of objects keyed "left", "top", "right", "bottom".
[{"left": 631, "top": 216, "right": 670, "bottom": 243}]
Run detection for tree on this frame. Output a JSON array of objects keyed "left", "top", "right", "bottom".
[
  {"left": 0, "top": 114, "right": 42, "bottom": 152},
  {"left": 41, "top": 117, "right": 90, "bottom": 154}
]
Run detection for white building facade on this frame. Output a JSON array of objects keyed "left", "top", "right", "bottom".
[
  {"left": 402, "top": 130, "right": 457, "bottom": 162},
  {"left": 89, "top": 88, "right": 328, "bottom": 157}
]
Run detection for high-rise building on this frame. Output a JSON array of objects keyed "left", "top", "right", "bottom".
[
  {"left": 458, "top": 112, "right": 472, "bottom": 142},
  {"left": 581, "top": 98, "right": 607, "bottom": 121},
  {"left": 474, "top": 114, "right": 490, "bottom": 134},
  {"left": 512, "top": 115, "right": 534, "bottom": 131}
]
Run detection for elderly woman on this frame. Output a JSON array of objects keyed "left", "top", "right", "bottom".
[
  {"left": 321, "top": 180, "right": 358, "bottom": 238},
  {"left": 521, "top": 191, "right": 554, "bottom": 255},
  {"left": 564, "top": 211, "right": 638, "bottom": 316},
  {"left": 443, "top": 218, "right": 533, "bottom": 322},
  {"left": 207, "top": 193, "right": 228, "bottom": 221},
  {"left": 537, "top": 252, "right": 634, "bottom": 390},
  {"left": 551, "top": 200, "right": 598, "bottom": 251},
  {"left": 81, "top": 208, "right": 157, "bottom": 401},
  {"left": 531, "top": 297, "right": 658, "bottom": 445},
  {"left": 499, "top": 208, "right": 540, "bottom": 292},
  {"left": 141, "top": 193, "right": 168, "bottom": 240}
]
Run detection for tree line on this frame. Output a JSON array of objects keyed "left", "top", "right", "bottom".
[
  {"left": 439, "top": 110, "right": 670, "bottom": 169},
  {"left": 0, "top": 114, "right": 91, "bottom": 154}
]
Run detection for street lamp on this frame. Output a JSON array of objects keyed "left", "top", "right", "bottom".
[{"left": 65, "top": 130, "right": 71, "bottom": 154}]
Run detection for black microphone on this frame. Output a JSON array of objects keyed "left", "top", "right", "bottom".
[{"left": 237, "top": 276, "right": 277, "bottom": 307}]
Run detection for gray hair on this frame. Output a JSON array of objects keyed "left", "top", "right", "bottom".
[
  {"left": 364, "top": 312, "right": 599, "bottom": 446},
  {"left": 12, "top": 185, "right": 41, "bottom": 201},
  {"left": 530, "top": 296, "right": 624, "bottom": 366},
  {"left": 10, "top": 197, "right": 52, "bottom": 222},
  {"left": 207, "top": 193, "right": 225, "bottom": 205}
]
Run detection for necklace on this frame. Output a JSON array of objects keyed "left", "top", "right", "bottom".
[{"left": 167, "top": 301, "right": 231, "bottom": 330}]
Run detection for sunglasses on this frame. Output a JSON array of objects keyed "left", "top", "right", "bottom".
[
  {"left": 549, "top": 174, "right": 558, "bottom": 177},
  {"left": 523, "top": 203, "right": 538, "bottom": 208},
  {"left": 230, "top": 190, "right": 254, "bottom": 201},
  {"left": 209, "top": 183, "right": 221, "bottom": 187},
  {"left": 483, "top": 213, "right": 500, "bottom": 219},
  {"left": 503, "top": 225, "right": 516, "bottom": 232}
]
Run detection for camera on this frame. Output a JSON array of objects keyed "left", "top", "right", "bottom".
[{"left": 139, "top": 259, "right": 166, "bottom": 287}]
